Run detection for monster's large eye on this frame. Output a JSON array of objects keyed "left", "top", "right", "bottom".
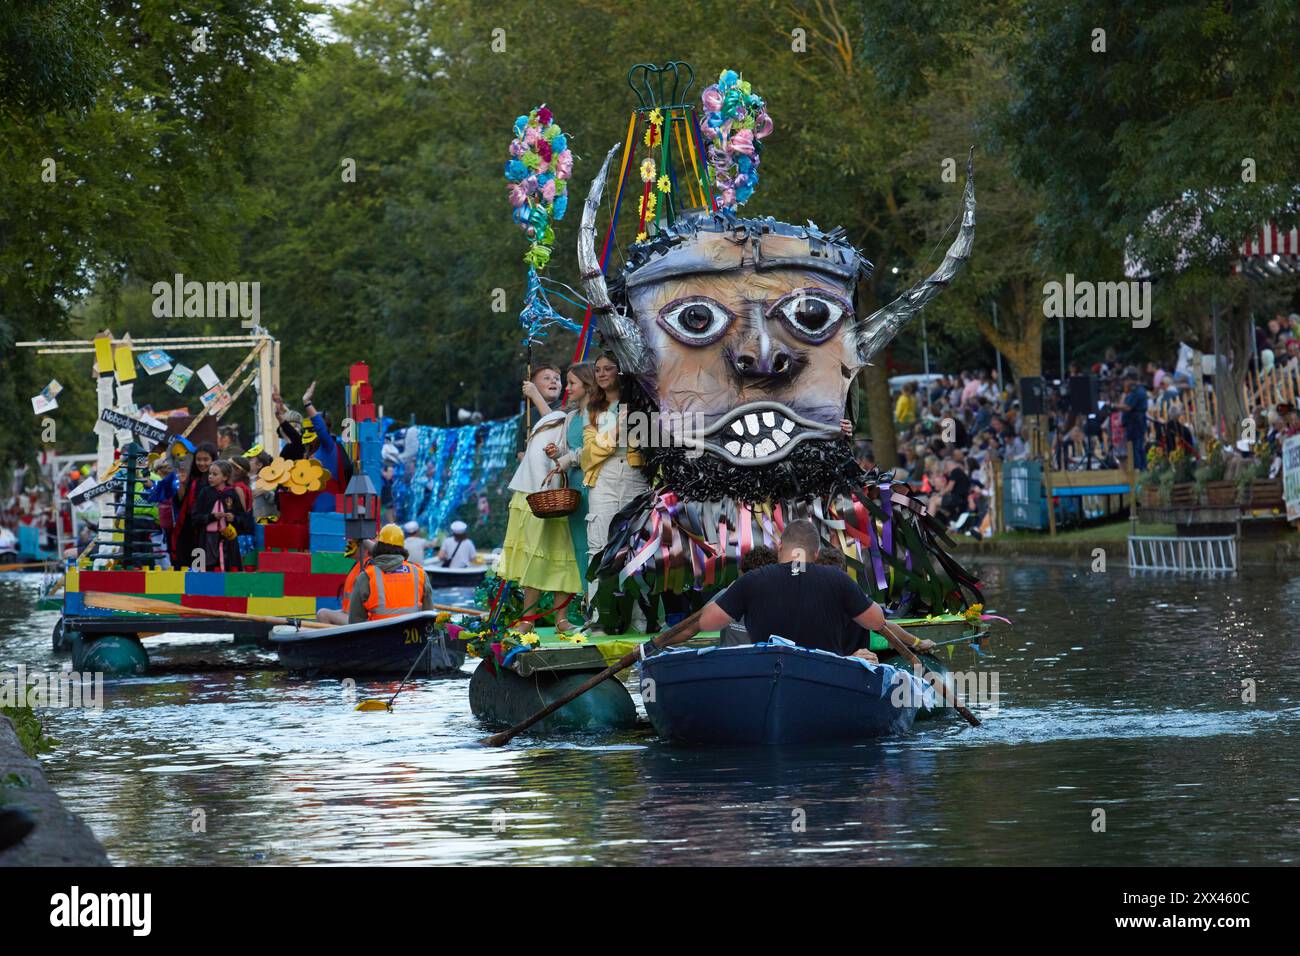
[
  {"left": 771, "top": 290, "right": 849, "bottom": 343},
  {"left": 657, "top": 298, "right": 734, "bottom": 346}
]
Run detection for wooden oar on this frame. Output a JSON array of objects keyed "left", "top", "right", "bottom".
[
  {"left": 431, "top": 602, "right": 485, "bottom": 617},
  {"left": 84, "top": 591, "right": 330, "bottom": 629},
  {"left": 355, "top": 640, "right": 433, "bottom": 712},
  {"left": 0, "top": 562, "right": 48, "bottom": 572},
  {"left": 478, "top": 606, "right": 707, "bottom": 747},
  {"left": 878, "top": 619, "right": 981, "bottom": 727}
]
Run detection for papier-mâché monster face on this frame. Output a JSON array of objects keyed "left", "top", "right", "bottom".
[{"left": 577, "top": 145, "right": 975, "bottom": 471}]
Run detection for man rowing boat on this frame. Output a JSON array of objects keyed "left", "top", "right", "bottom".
[{"left": 697, "top": 519, "right": 934, "bottom": 661}]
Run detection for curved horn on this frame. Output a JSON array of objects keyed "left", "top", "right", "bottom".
[
  {"left": 579, "top": 144, "right": 650, "bottom": 374},
  {"left": 856, "top": 148, "right": 976, "bottom": 364}
]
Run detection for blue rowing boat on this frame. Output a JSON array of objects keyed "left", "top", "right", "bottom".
[{"left": 638, "top": 638, "right": 935, "bottom": 746}]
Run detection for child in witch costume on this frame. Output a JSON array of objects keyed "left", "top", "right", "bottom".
[
  {"left": 499, "top": 364, "right": 582, "bottom": 633},
  {"left": 191, "top": 459, "right": 250, "bottom": 572},
  {"left": 171, "top": 441, "right": 218, "bottom": 567}
]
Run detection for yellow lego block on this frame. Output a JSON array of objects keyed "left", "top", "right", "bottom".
[
  {"left": 247, "top": 596, "right": 318, "bottom": 618},
  {"left": 145, "top": 570, "right": 187, "bottom": 594},
  {"left": 65, "top": 567, "right": 80, "bottom": 593}
]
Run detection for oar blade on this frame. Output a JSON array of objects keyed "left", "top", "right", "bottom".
[{"left": 354, "top": 699, "right": 391, "bottom": 712}]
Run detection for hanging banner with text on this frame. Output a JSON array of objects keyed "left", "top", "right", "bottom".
[
  {"left": 1283, "top": 434, "right": 1300, "bottom": 523},
  {"left": 99, "top": 408, "right": 169, "bottom": 446}
]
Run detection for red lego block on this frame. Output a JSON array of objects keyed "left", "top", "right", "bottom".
[
  {"left": 181, "top": 595, "right": 250, "bottom": 613},
  {"left": 352, "top": 403, "right": 375, "bottom": 421},
  {"left": 349, "top": 362, "right": 369, "bottom": 386},
  {"left": 358, "top": 383, "right": 373, "bottom": 404},
  {"left": 257, "top": 551, "right": 313, "bottom": 574},
  {"left": 276, "top": 489, "right": 320, "bottom": 526},
  {"left": 263, "top": 523, "right": 309, "bottom": 551},
  {"left": 79, "top": 570, "right": 148, "bottom": 595},
  {"left": 284, "top": 572, "right": 349, "bottom": 597}
]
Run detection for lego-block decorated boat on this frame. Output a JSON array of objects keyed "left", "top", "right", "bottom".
[{"left": 58, "top": 360, "right": 399, "bottom": 675}]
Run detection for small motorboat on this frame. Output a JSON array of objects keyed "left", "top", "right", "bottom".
[
  {"left": 638, "top": 638, "right": 935, "bottom": 746},
  {"left": 422, "top": 561, "right": 490, "bottom": 589},
  {"left": 271, "top": 610, "right": 465, "bottom": 677}
]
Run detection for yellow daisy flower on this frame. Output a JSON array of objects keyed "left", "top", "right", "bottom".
[
  {"left": 648, "top": 108, "right": 663, "bottom": 126},
  {"left": 639, "top": 158, "right": 656, "bottom": 183},
  {"left": 657, "top": 175, "right": 671, "bottom": 193},
  {"left": 635, "top": 231, "right": 648, "bottom": 242}
]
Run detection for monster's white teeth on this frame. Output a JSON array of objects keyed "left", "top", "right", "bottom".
[
  {"left": 745, "top": 414, "right": 760, "bottom": 435},
  {"left": 709, "top": 409, "right": 809, "bottom": 460},
  {"left": 780, "top": 418, "right": 795, "bottom": 433},
  {"left": 772, "top": 429, "right": 790, "bottom": 448},
  {"left": 725, "top": 440, "right": 742, "bottom": 455},
  {"left": 762, "top": 411, "right": 776, "bottom": 428},
  {"left": 754, "top": 438, "right": 777, "bottom": 457},
  {"left": 731, "top": 420, "right": 745, "bottom": 436},
  {"left": 740, "top": 442, "right": 754, "bottom": 458}
]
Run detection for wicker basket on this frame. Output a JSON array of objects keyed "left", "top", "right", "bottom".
[{"left": 526, "top": 466, "right": 580, "bottom": 519}]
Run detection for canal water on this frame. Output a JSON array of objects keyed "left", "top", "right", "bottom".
[{"left": 2, "top": 561, "right": 1297, "bottom": 866}]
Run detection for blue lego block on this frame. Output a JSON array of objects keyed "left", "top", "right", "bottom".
[
  {"left": 310, "top": 533, "right": 347, "bottom": 553},
  {"left": 358, "top": 421, "right": 381, "bottom": 443},
  {"left": 311, "top": 493, "right": 337, "bottom": 513},
  {"left": 64, "top": 592, "right": 84, "bottom": 613},
  {"left": 309, "top": 512, "right": 346, "bottom": 534},
  {"left": 316, "top": 596, "right": 342, "bottom": 612},
  {"left": 185, "top": 572, "right": 227, "bottom": 596},
  {"left": 254, "top": 523, "right": 265, "bottom": 549}
]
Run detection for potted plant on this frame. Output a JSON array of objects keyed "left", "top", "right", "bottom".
[
  {"left": 1167, "top": 446, "right": 1197, "bottom": 507},
  {"left": 1247, "top": 443, "right": 1282, "bottom": 509},
  {"left": 1196, "top": 439, "right": 1236, "bottom": 506},
  {"left": 1138, "top": 445, "right": 1169, "bottom": 508}
]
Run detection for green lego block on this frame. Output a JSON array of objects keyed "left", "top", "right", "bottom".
[
  {"left": 224, "top": 572, "right": 284, "bottom": 597},
  {"left": 311, "top": 551, "right": 353, "bottom": 574}
]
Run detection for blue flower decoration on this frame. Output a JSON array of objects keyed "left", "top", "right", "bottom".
[
  {"left": 551, "top": 133, "right": 567, "bottom": 152},
  {"left": 514, "top": 115, "right": 529, "bottom": 136},
  {"left": 719, "top": 69, "right": 738, "bottom": 87},
  {"left": 504, "top": 159, "right": 528, "bottom": 181},
  {"left": 553, "top": 194, "right": 568, "bottom": 220}
]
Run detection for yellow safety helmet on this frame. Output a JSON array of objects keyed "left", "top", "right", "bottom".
[{"left": 377, "top": 523, "right": 405, "bottom": 546}]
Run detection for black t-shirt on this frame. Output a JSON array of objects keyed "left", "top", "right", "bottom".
[
  {"left": 947, "top": 466, "right": 970, "bottom": 501},
  {"left": 714, "top": 563, "right": 874, "bottom": 656}
]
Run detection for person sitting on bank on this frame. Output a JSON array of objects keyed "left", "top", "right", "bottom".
[
  {"left": 318, "top": 538, "right": 373, "bottom": 626},
  {"left": 437, "top": 520, "right": 476, "bottom": 568},
  {"left": 346, "top": 524, "right": 434, "bottom": 623},
  {"left": 698, "top": 519, "right": 933, "bottom": 661}
]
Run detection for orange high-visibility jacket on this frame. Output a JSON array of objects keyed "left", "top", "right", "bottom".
[
  {"left": 362, "top": 561, "right": 427, "bottom": 620},
  {"left": 340, "top": 560, "right": 366, "bottom": 613}
]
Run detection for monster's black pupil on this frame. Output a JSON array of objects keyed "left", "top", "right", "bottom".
[
  {"left": 795, "top": 300, "right": 830, "bottom": 329},
  {"left": 682, "top": 305, "right": 712, "bottom": 333}
]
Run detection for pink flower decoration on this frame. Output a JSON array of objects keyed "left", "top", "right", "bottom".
[
  {"left": 542, "top": 179, "right": 556, "bottom": 202},
  {"left": 555, "top": 150, "right": 573, "bottom": 179},
  {"left": 523, "top": 174, "right": 539, "bottom": 195},
  {"left": 721, "top": 187, "right": 736, "bottom": 207},
  {"left": 754, "top": 111, "right": 773, "bottom": 138},
  {"left": 538, "top": 107, "right": 553, "bottom": 126},
  {"left": 508, "top": 183, "right": 527, "bottom": 207},
  {"left": 729, "top": 128, "right": 755, "bottom": 156},
  {"left": 509, "top": 139, "right": 525, "bottom": 157},
  {"left": 524, "top": 126, "right": 540, "bottom": 147},
  {"left": 537, "top": 139, "right": 553, "bottom": 163},
  {"left": 701, "top": 85, "right": 723, "bottom": 113}
]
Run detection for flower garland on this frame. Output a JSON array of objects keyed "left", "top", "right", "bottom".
[
  {"left": 505, "top": 106, "right": 573, "bottom": 271},
  {"left": 699, "top": 68, "right": 773, "bottom": 211}
]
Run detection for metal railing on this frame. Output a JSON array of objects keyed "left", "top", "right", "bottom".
[{"left": 1127, "top": 534, "right": 1238, "bottom": 572}]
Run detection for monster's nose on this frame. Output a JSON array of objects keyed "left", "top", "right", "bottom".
[{"left": 733, "top": 333, "right": 796, "bottom": 381}]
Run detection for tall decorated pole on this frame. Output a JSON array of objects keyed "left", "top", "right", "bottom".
[{"left": 504, "top": 105, "right": 580, "bottom": 432}]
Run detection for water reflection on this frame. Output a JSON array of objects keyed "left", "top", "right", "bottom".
[{"left": 1, "top": 561, "right": 1297, "bottom": 866}]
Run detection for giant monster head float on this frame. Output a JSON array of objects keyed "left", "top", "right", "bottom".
[{"left": 575, "top": 70, "right": 980, "bottom": 614}]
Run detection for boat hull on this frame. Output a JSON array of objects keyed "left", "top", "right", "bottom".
[
  {"left": 422, "top": 564, "right": 488, "bottom": 589},
  {"left": 639, "top": 643, "right": 928, "bottom": 746},
  {"left": 271, "top": 611, "right": 465, "bottom": 676},
  {"left": 468, "top": 650, "right": 637, "bottom": 734}
]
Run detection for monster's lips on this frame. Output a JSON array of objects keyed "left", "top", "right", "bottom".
[{"left": 699, "top": 400, "right": 838, "bottom": 465}]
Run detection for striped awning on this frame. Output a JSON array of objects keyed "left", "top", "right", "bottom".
[{"left": 1233, "top": 223, "right": 1300, "bottom": 275}]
